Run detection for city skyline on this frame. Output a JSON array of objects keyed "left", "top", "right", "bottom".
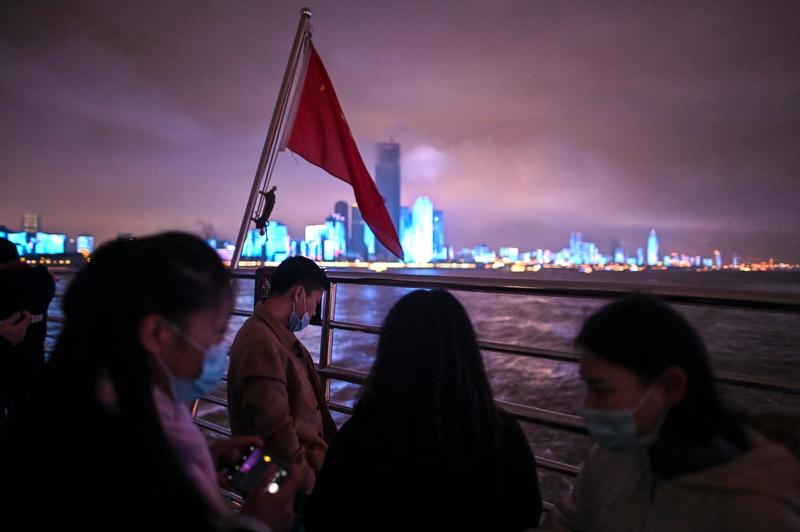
[
  {"left": 2, "top": 2, "right": 799, "bottom": 261},
  {"left": 4, "top": 207, "right": 787, "bottom": 270}
]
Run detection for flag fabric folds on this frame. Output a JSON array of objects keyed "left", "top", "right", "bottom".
[{"left": 284, "top": 42, "right": 403, "bottom": 260}]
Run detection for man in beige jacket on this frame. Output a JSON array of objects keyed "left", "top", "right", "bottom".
[{"left": 227, "top": 257, "right": 337, "bottom": 490}]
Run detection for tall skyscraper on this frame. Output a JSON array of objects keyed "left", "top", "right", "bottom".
[
  {"left": 23, "top": 213, "right": 40, "bottom": 234},
  {"left": 265, "top": 222, "right": 289, "bottom": 261},
  {"left": 411, "top": 196, "right": 434, "bottom": 263},
  {"left": 334, "top": 201, "right": 350, "bottom": 240},
  {"left": 400, "top": 206, "right": 413, "bottom": 261},
  {"left": 647, "top": 229, "right": 659, "bottom": 266},
  {"left": 375, "top": 142, "right": 401, "bottom": 260},
  {"left": 325, "top": 214, "right": 347, "bottom": 260},
  {"left": 433, "top": 210, "right": 445, "bottom": 260},
  {"left": 349, "top": 204, "right": 367, "bottom": 259}
]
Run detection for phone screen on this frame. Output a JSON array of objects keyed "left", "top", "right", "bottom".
[{"left": 225, "top": 445, "right": 290, "bottom": 496}]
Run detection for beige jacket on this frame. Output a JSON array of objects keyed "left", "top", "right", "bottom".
[
  {"left": 542, "top": 434, "right": 800, "bottom": 531},
  {"left": 227, "top": 301, "right": 336, "bottom": 473}
]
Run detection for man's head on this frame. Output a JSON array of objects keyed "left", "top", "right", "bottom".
[
  {"left": 267, "top": 257, "right": 329, "bottom": 329},
  {"left": 0, "top": 238, "right": 20, "bottom": 264}
]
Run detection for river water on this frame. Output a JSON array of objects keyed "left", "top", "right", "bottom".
[{"left": 48, "top": 268, "right": 800, "bottom": 503}]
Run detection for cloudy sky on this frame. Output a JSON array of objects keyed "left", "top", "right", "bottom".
[{"left": 1, "top": 0, "right": 798, "bottom": 261}]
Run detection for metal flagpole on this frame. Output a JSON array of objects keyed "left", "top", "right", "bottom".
[{"left": 232, "top": 7, "right": 312, "bottom": 270}]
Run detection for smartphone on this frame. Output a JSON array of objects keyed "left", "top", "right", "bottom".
[{"left": 225, "top": 445, "right": 290, "bottom": 497}]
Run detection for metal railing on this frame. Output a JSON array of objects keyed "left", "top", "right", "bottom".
[
  {"left": 47, "top": 268, "right": 800, "bottom": 506},
  {"left": 188, "top": 270, "right": 800, "bottom": 483}
]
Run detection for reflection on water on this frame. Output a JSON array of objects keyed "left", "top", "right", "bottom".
[{"left": 48, "top": 270, "right": 800, "bottom": 505}]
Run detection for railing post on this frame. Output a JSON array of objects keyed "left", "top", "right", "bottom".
[{"left": 318, "top": 282, "right": 337, "bottom": 401}]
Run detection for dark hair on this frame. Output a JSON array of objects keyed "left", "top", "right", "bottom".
[
  {"left": 576, "top": 292, "right": 750, "bottom": 473},
  {"left": 0, "top": 237, "right": 19, "bottom": 263},
  {"left": 351, "top": 289, "right": 502, "bottom": 466},
  {"left": 268, "top": 256, "right": 329, "bottom": 297},
  {"left": 17, "top": 232, "right": 232, "bottom": 527}
]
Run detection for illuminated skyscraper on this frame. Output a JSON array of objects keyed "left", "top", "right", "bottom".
[
  {"left": 334, "top": 201, "right": 349, "bottom": 240},
  {"left": 714, "top": 249, "right": 722, "bottom": 269},
  {"left": 400, "top": 206, "right": 413, "bottom": 262},
  {"left": 349, "top": 205, "right": 367, "bottom": 259},
  {"left": 647, "top": 229, "right": 659, "bottom": 266},
  {"left": 433, "top": 210, "right": 445, "bottom": 261},
  {"left": 363, "top": 225, "right": 375, "bottom": 258},
  {"left": 325, "top": 214, "right": 347, "bottom": 260},
  {"left": 242, "top": 229, "right": 266, "bottom": 259},
  {"left": 375, "top": 142, "right": 401, "bottom": 260},
  {"left": 411, "top": 196, "right": 434, "bottom": 263},
  {"left": 304, "top": 225, "right": 326, "bottom": 261},
  {"left": 265, "top": 222, "right": 289, "bottom": 261}
]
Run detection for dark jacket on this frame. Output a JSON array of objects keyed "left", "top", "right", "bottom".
[
  {"left": 303, "top": 411, "right": 543, "bottom": 531},
  {"left": 0, "top": 264, "right": 55, "bottom": 406}
]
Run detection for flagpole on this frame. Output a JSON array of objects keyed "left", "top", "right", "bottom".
[{"left": 232, "top": 7, "right": 312, "bottom": 270}]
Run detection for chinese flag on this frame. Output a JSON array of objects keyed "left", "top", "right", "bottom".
[{"left": 285, "top": 43, "right": 403, "bottom": 260}]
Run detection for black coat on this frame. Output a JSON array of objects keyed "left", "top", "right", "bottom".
[
  {"left": 0, "top": 264, "right": 55, "bottom": 406},
  {"left": 303, "top": 411, "right": 543, "bottom": 531}
]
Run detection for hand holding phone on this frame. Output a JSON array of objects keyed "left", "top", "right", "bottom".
[{"left": 225, "top": 445, "right": 290, "bottom": 497}]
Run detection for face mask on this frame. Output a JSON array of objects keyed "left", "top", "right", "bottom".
[
  {"left": 167, "top": 323, "right": 229, "bottom": 403},
  {"left": 581, "top": 380, "right": 661, "bottom": 451},
  {"left": 288, "top": 290, "right": 310, "bottom": 332}
]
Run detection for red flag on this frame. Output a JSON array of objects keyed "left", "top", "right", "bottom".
[{"left": 284, "top": 43, "right": 403, "bottom": 260}]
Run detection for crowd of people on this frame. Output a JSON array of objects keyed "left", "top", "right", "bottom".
[{"left": 0, "top": 231, "right": 798, "bottom": 531}]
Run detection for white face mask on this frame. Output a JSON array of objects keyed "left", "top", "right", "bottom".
[
  {"left": 581, "top": 380, "right": 662, "bottom": 451},
  {"left": 166, "top": 321, "right": 228, "bottom": 402},
  {"left": 287, "top": 290, "right": 310, "bottom": 332}
]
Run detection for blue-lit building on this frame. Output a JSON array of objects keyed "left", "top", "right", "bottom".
[
  {"left": 304, "top": 225, "right": 326, "bottom": 261},
  {"left": 471, "top": 244, "right": 496, "bottom": 263},
  {"left": 400, "top": 206, "right": 413, "bottom": 261},
  {"left": 324, "top": 214, "right": 346, "bottom": 260},
  {"left": 647, "top": 229, "right": 659, "bottom": 266},
  {"left": 77, "top": 235, "right": 94, "bottom": 255},
  {"left": 242, "top": 229, "right": 267, "bottom": 259},
  {"left": 410, "top": 196, "right": 434, "bottom": 263},
  {"left": 375, "top": 142, "right": 401, "bottom": 260},
  {"left": 5, "top": 232, "right": 28, "bottom": 255},
  {"left": 1, "top": 230, "right": 66, "bottom": 256},
  {"left": 499, "top": 247, "right": 519, "bottom": 261},
  {"left": 349, "top": 205, "right": 367, "bottom": 260},
  {"left": 611, "top": 239, "right": 625, "bottom": 264},
  {"left": 433, "top": 210, "right": 446, "bottom": 261},
  {"left": 363, "top": 225, "right": 375, "bottom": 258},
  {"left": 265, "top": 222, "right": 289, "bottom": 261}
]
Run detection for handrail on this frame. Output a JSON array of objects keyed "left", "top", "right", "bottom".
[
  {"left": 44, "top": 267, "right": 800, "bottom": 504},
  {"left": 318, "top": 270, "right": 800, "bottom": 311}
]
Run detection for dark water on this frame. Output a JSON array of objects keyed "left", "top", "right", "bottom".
[{"left": 47, "top": 268, "right": 800, "bottom": 503}]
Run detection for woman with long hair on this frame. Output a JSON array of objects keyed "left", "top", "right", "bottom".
[
  {"left": 4, "top": 232, "right": 300, "bottom": 530},
  {"left": 304, "top": 289, "right": 542, "bottom": 531},
  {"left": 543, "top": 293, "right": 800, "bottom": 531}
]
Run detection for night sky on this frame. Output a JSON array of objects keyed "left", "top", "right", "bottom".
[{"left": 1, "top": 1, "right": 799, "bottom": 261}]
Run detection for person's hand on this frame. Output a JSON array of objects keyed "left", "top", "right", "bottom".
[
  {"left": 240, "top": 464, "right": 306, "bottom": 532},
  {"left": 208, "top": 435, "right": 264, "bottom": 488},
  {"left": 0, "top": 311, "right": 32, "bottom": 347}
]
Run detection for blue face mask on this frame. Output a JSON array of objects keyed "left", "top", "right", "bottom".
[
  {"left": 288, "top": 290, "right": 310, "bottom": 332},
  {"left": 581, "top": 381, "right": 661, "bottom": 451},
  {"left": 167, "top": 323, "right": 229, "bottom": 403}
]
